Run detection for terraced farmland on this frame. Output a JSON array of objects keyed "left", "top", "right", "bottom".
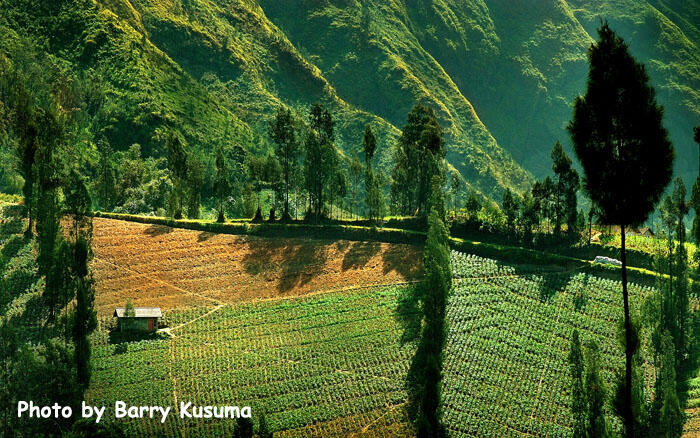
[
  {"left": 88, "top": 285, "right": 418, "bottom": 437},
  {"left": 0, "top": 213, "right": 676, "bottom": 437},
  {"left": 91, "top": 218, "right": 422, "bottom": 315},
  {"left": 442, "top": 253, "right": 654, "bottom": 437}
]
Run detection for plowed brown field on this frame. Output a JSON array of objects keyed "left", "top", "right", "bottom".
[{"left": 91, "top": 218, "right": 422, "bottom": 316}]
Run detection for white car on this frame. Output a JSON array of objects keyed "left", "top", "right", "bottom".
[{"left": 593, "top": 256, "right": 622, "bottom": 266}]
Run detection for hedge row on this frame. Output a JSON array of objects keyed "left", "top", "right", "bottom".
[{"left": 93, "top": 211, "right": 426, "bottom": 245}]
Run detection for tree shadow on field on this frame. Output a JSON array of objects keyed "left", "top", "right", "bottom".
[
  {"left": 382, "top": 244, "right": 423, "bottom": 280},
  {"left": 9, "top": 295, "right": 54, "bottom": 343},
  {"left": 197, "top": 231, "right": 216, "bottom": 242},
  {"left": 395, "top": 283, "right": 423, "bottom": 425},
  {"left": 241, "top": 236, "right": 329, "bottom": 293},
  {"left": 0, "top": 264, "right": 38, "bottom": 315},
  {"left": 108, "top": 329, "right": 165, "bottom": 345},
  {"left": 1, "top": 234, "right": 28, "bottom": 276},
  {"left": 395, "top": 284, "right": 422, "bottom": 346},
  {"left": 341, "top": 241, "right": 381, "bottom": 271},
  {"left": 143, "top": 224, "right": 173, "bottom": 237}
]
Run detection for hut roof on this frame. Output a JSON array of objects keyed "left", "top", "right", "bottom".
[{"left": 113, "top": 307, "right": 162, "bottom": 318}]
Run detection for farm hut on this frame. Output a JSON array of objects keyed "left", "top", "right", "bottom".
[
  {"left": 638, "top": 227, "right": 655, "bottom": 237},
  {"left": 113, "top": 307, "right": 162, "bottom": 332}
]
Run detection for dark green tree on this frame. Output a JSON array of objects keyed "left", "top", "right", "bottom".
[
  {"left": 348, "top": 156, "right": 363, "bottom": 219},
  {"left": 330, "top": 169, "right": 347, "bottom": 220},
  {"left": 363, "top": 123, "right": 377, "bottom": 164},
  {"left": 95, "top": 140, "right": 116, "bottom": 211},
  {"left": 502, "top": 188, "right": 519, "bottom": 236},
  {"left": 165, "top": 132, "right": 188, "bottom": 219},
  {"left": 520, "top": 190, "right": 539, "bottom": 245},
  {"left": 245, "top": 154, "right": 266, "bottom": 221},
  {"left": 304, "top": 104, "right": 339, "bottom": 221},
  {"left": 269, "top": 106, "right": 299, "bottom": 221},
  {"left": 568, "top": 23, "right": 674, "bottom": 435},
  {"left": 414, "top": 177, "right": 451, "bottom": 438},
  {"left": 13, "top": 88, "right": 39, "bottom": 237},
  {"left": 465, "top": 191, "right": 481, "bottom": 220},
  {"left": 72, "top": 237, "right": 97, "bottom": 391},
  {"left": 35, "top": 107, "right": 66, "bottom": 320},
  {"left": 450, "top": 172, "right": 461, "bottom": 218},
  {"left": 186, "top": 153, "right": 204, "bottom": 219},
  {"left": 64, "top": 168, "right": 92, "bottom": 238},
  {"left": 213, "top": 145, "right": 230, "bottom": 223},
  {"left": 390, "top": 105, "right": 446, "bottom": 216},
  {"left": 532, "top": 177, "right": 555, "bottom": 233}
]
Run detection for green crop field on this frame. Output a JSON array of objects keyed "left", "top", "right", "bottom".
[
  {"left": 443, "top": 253, "right": 654, "bottom": 437},
  {"left": 79, "top": 247, "right": 657, "bottom": 437},
  {"left": 87, "top": 285, "right": 418, "bottom": 437}
]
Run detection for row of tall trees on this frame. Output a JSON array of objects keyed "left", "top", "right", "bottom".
[
  {"left": 501, "top": 141, "right": 581, "bottom": 243},
  {"left": 209, "top": 104, "right": 389, "bottom": 224},
  {"left": 390, "top": 104, "right": 446, "bottom": 217},
  {"left": 0, "top": 39, "right": 101, "bottom": 434}
]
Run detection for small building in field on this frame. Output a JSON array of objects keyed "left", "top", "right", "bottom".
[{"left": 113, "top": 307, "right": 162, "bottom": 332}]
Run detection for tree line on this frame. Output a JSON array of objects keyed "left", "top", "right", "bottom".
[{"left": 0, "top": 39, "right": 106, "bottom": 436}]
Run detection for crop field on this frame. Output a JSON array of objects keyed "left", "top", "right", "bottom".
[
  {"left": 0, "top": 212, "right": 678, "bottom": 437},
  {"left": 442, "top": 253, "right": 655, "bottom": 437},
  {"left": 88, "top": 285, "right": 418, "bottom": 437},
  {"left": 91, "top": 218, "right": 422, "bottom": 316},
  {"left": 86, "top": 230, "right": 660, "bottom": 437}
]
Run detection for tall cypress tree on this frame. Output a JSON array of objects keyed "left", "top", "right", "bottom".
[
  {"left": 415, "top": 176, "right": 451, "bottom": 437},
  {"left": 568, "top": 23, "right": 674, "bottom": 436},
  {"left": 165, "top": 132, "right": 188, "bottom": 219},
  {"left": 213, "top": 145, "right": 230, "bottom": 223}
]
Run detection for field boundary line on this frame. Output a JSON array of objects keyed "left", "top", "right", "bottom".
[
  {"left": 236, "top": 280, "right": 423, "bottom": 306},
  {"left": 356, "top": 401, "right": 407, "bottom": 435},
  {"left": 167, "top": 304, "right": 225, "bottom": 333},
  {"left": 94, "top": 255, "right": 220, "bottom": 306}
]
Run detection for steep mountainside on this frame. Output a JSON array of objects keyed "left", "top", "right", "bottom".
[{"left": 2, "top": 0, "right": 700, "bottom": 198}]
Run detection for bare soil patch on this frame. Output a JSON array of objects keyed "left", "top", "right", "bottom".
[{"left": 91, "top": 218, "right": 422, "bottom": 316}]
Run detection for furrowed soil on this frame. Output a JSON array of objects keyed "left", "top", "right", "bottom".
[{"left": 91, "top": 218, "right": 422, "bottom": 316}]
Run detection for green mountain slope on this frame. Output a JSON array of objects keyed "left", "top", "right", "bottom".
[{"left": 2, "top": 0, "right": 700, "bottom": 201}]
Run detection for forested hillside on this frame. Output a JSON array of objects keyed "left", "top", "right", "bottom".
[{"left": 1, "top": 0, "right": 699, "bottom": 206}]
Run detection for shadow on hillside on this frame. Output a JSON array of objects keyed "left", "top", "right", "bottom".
[
  {"left": 143, "top": 224, "right": 173, "bottom": 237},
  {"left": 341, "top": 241, "right": 381, "bottom": 271},
  {"left": 8, "top": 295, "right": 54, "bottom": 343},
  {"left": 382, "top": 245, "right": 422, "bottom": 280},
  {"left": 108, "top": 329, "right": 166, "bottom": 345},
  {"left": 241, "top": 237, "right": 328, "bottom": 293}
]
